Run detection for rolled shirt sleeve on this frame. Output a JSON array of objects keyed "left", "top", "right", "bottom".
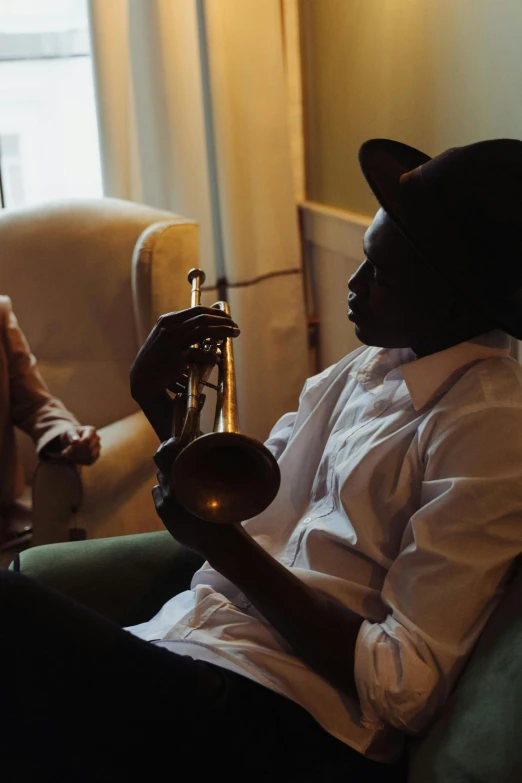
[{"left": 354, "top": 404, "right": 522, "bottom": 734}]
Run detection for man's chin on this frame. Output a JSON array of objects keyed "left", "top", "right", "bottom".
[
  {"left": 352, "top": 321, "right": 409, "bottom": 350},
  {"left": 353, "top": 322, "right": 379, "bottom": 347},
  {"left": 348, "top": 311, "right": 375, "bottom": 346},
  {"left": 352, "top": 321, "right": 395, "bottom": 349}
]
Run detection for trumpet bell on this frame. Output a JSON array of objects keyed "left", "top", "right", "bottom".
[{"left": 171, "top": 432, "right": 281, "bottom": 524}]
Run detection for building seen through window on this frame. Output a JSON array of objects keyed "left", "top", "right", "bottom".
[{"left": 0, "top": 0, "right": 102, "bottom": 209}]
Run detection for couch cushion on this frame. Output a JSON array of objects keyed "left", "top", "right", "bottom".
[
  {"left": 409, "top": 560, "right": 522, "bottom": 782},
  {"left": 13, "top": 531, "right": 204, "bottom": 625}
]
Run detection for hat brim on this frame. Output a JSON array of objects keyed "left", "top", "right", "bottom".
[
  {"left": 358, "top": 139, "right": 522, "bottom": 339},
  {"left": 359, "top": 139, "right": 432, "bottom": 222}
]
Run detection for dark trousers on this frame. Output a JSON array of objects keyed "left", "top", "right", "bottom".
[{"left": 1, "top": 569, "right": 406, "bottom": 782}]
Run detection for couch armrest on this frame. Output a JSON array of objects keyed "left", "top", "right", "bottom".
[
  {"left": 12, "top": 531, "right": 204, "bottom": 625},
  {"left": 408, "top": 560, "right": 522, "bottom": 782}
]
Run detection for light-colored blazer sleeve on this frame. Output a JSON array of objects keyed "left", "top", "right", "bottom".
[{"left": 2, "top": 296, "right": 80, "bottom": 453}]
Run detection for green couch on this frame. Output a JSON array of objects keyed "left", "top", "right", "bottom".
[{"left": 11, "top": 535, "right": 522, "bottom": 782}]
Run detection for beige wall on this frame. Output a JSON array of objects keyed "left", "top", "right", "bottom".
[{"left": 300, "top": 0, "right": 522, "bottom": 216}]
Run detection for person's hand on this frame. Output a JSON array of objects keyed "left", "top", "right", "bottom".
[
  {"left": 60, "top": 426, "right": 101, "bottom": 465},
  {"left": 152, "top": 438, "right": 242, "bottom": 559},
  {"left": 129, "top": 307, "right": 240, "bottom": 403}
]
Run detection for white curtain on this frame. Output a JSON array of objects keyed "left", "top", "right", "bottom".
[{"left": 88, "top": 0, "right": 308, "bottom": 439}]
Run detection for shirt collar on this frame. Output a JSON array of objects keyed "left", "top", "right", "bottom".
[
  {"left": 355, "top": 331, "right": 512, "bottom": 410},
  {"left": 401, "top": 330, "right": 512, "bottom": 410}
]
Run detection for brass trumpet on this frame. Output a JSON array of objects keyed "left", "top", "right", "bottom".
[{"left": 170, "top": 268, "right": 281, "bottom": 524}]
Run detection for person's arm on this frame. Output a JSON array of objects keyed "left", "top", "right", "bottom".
[
  {"left": 210, "top": 526, "right": 364, "bottom": 699},
  {"left": 2, "top": 300, "right": 100, "bottom": 465},
  {"left": 40, "top": 426, "right": 101, "bottom": 465},
  {"left": 154, "top": 401, "right": 522, "bottom": 721},
  {"left": 129, "top": 306, "right": 240, "bottom": 442},
  {"left": 153, "top": 443, "right": 364, "bottom": 702},
  {"left": 4, "top": 300, "right": 77, "bottom": 447},
  {"left": 133, "top": 391, "right": 177, "bottom": 443},
  {"left": 353, "top": 404, "right": 522, "bottom": 734}
]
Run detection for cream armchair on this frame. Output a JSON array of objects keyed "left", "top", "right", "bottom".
[{"left": 0, "top": 198, "right": 199, "bottom": 544}]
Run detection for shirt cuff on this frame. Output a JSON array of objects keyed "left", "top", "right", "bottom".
[
  {"left": 354, "top": 617, "right": 440, "bottom": 734},
  {"left": 36, "top": 421, "right": 77, "bottom": 457}
]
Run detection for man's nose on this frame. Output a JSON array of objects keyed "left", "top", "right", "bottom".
[{"left": 348, "top": 260, "right": 370, "bottom": 294}]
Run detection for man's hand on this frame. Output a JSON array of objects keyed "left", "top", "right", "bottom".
[
  {"left": 129, "top": 307, "right": 240, "bottom": 443},
  {"left": 60, "top": 426, "right": 101, "bottom": 465},
  {"left": 152, "top": 438, "right": 242, "bottom": 559},
  {"left": 129, "top": 306, "right": 240, "bottom": 403}
]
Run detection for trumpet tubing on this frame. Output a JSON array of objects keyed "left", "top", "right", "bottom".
[{"left": 170, "top": 268, "right": 281, "bottom": 524}]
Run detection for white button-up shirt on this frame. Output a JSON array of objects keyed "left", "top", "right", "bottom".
[{"left": 128, "top": 331, "right": 522, "bottom": 761}]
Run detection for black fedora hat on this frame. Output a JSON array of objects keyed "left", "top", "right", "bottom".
[{"left": 358, "top": 137, "right": 522, "bottom": 339}]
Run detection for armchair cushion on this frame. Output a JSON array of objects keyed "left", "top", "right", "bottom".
[{"left": 12, "top": 531, "right": 204, "bottom": 625}]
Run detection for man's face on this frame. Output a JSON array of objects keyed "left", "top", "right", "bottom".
[{"left": 348, "top": 208, "right": 456, "bottom": 349}]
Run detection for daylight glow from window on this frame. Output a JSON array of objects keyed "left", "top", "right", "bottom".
[{"left": 0, "top": 0, "right": 103, "bottom": 209}]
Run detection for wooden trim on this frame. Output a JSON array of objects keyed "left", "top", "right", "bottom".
[{"left": 299, "top": 201, "right": 371, "bottom": 257}]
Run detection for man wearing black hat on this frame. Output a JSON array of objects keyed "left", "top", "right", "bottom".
[{"left": 3, "top": 139, "right": 522, "bottom": 781}]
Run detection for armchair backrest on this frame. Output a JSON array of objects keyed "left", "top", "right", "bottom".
[{"left": 0, "top": 198, "right": 198, "bottom": 479}]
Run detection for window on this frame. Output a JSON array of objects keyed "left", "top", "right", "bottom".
[{"left": 0, "top": 0, "right": 102, "bottom": 209}]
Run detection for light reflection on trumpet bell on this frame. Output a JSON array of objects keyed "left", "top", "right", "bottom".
[{"left": 172, "top": 432, "right": 281, "bottom": 524}]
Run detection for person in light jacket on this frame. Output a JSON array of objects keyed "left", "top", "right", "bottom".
[{"left": 0, "top": 296, "right": 100, "bottom": 548}]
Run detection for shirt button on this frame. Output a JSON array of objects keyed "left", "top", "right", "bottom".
[
  {"left": 373, "top": 400, "right": 384, "bottom": 412},
  {"left": 187, "top": 617, "right": 197, "bottom": 628},
  {"left": 302, "top": 517, "right": 311, "bottom": 525}
]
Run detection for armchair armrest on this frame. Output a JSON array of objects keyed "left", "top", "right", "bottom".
[
  {"left": 31, "top": 410, "right": 160, "bottom": 545},
  {"left": 79, "top": 409, "right": 159, "bottom": 514},
  {"left": 32, "top": 460, "right": 82, "bottom": 546}
]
